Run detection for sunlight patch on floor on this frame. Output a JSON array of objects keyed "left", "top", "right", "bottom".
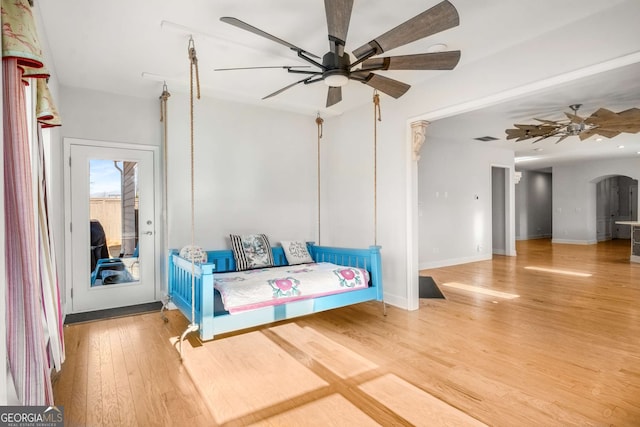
[
  {"left": 440, "top": 282, "right": 520, "bottom": 299},
  {"left": 525, "top": 266, "right": 592, "bottom": 277}
]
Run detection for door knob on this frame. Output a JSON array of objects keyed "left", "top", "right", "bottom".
[{"left": 145, "top": 231, "right": 153, "bottom": 235}]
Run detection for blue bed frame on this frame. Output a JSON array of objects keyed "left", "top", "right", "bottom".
[{"left": 167, "top": 243, "right": 383, "bottom": 341}]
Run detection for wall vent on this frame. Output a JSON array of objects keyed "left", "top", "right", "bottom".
[{"left": 474, "top": 136, "right": 499, "bottom": 142}]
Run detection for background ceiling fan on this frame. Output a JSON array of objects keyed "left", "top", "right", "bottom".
[
  {"left": 505, "top": 104, "right": 640, "bottom": 143},
  {"left": 217, "top": 0, "right": 461, "bottom": 107}
]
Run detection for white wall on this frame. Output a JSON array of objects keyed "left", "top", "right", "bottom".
[
  {"left": 56, "top": 87, "right": 318, "bottom": 299},
  {"left": 323, "top": 102, "right": 412, "bottom": 307},
  {"left": 165, "top": 93, "right": 318, "bottom": 251},
  {"left": 553, "top": 158, "right": 640, "bottom": 244},
  {"left": 417, "top": 139, "right": 513, "bottom": 269},
  {"left": 55, "top": 86, "right": 161, "bottom": 307},
  {"left": 59, "top": 86, "right": 160, "bottom": 145},
  {"left": 515, "top": 171, "right": 553, "bottom": 240}
]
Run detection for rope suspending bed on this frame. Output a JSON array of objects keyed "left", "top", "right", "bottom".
[{"left": 160, "top": 36, "right": 201, "bottom": 359}]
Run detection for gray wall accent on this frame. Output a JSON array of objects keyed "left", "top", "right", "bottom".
[
  {"left": 515, "top": 170, "right": 552, "bottom": 240},
  {"left": 492, "top": 167, "right": 506, "bottom": 254}
]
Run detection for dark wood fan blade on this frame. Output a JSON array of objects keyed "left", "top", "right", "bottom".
[
  {"left": 325, "top": 0, "right": 354, "bottom": 47},
  {"left": 595, "top": 129, "right": 621, "bottom": 139},
  {"left": 554, "top": 134, "right": 570, "bottom": 144},
  {"left": 507, "top": 124, "right": 560, "bottom": 141},
  {"left": 352, "top": 0, "right": 459, "bottom": 59},
  {"left": 215, "top": 65, "right": 312, "bottom": 71},
  {"left": 578, "top": 128, "right": 599, "bottom": 141},
  {"left": 361, "top": 51, "right": 460, "bottom": 71},
  {"left": 599, "top": 124, "right": 640, "bottom": 133},
  {"left": 221, "top": 17, "right": 320, "bottom": 58},
  {"left": 362, "top": 73, "right": 410, "bottom": 98},
  {"left": 534, "top": 118, "right": 561, "bottom": 125},
  {"left": 532, "top": 136, "right": 549, "bottom": 143},
  {"left": 262, "top": 77, "right": 311, "bottom": 100},
  {"left": 513, "top": 124, "right": 558, "bottom": 133},
  {"left": 565, "top": 112, "right": 584, "bottom": 123},
  {"left": 505, "top": 129, "right": 527, "bottom": 140},
  {"left": 584, "top": 107, "right": 617, "bottom": 124},
  {"left": 618, "top": 107, "right": 640, "bottom": 121},
  {"left": 326, "top": 86, "right": 342, "bottom": 107}
]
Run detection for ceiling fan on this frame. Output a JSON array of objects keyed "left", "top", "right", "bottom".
[
  {"left": 217, "top": 0, "right": 461, "bottom": 107},
  {"left": 506, "top": 104, "right": 640, "bottom": 143}
]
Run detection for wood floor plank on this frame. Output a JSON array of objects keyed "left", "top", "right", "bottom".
[
  {"left": 50, "top": 323, "right": 77, "bottom": 410},
  {"left": 53, "top": 239, "right": 640, "bottom": 426},
  {"left": 62, "top": 322, "right": 88, "bottom": 427},
  {"left": 108, "top": 319, "right": 137, "bottom": 427},
  {"left": 360, "top": 373, "right": 487, "bottom": 426},
  {"left": 85, "top": 322, "right": 104, "bottom": 426},
  {"left": 99, "top": 327, "right": 121, "bottom": 426}
]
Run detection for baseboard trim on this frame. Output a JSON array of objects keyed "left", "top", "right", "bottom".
[
  {"left": 383, "top": 292, "right": 409, "bottom": 311},
  {"left": 64, "top": 301, "right": 163, "bottom": 324},
  {"left": 419, "top": 254, "right": 492, "bottom": 270},
  {"left": 551, "top": 239, "right": 597, "bottom": 245},
  {"left": 516, "top": 234, "right": 552, "bottom": 241}
]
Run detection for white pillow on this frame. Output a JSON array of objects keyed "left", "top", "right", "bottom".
[
  {"left": 179, "top": 245, "right": 207, "bottom": 263},
  {"left": 281, "top": 241, "right": 314, "bottom": 265}
]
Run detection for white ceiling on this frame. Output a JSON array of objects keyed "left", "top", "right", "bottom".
[
  {"left": 37, "top": 0, "right": 640, "bottom": 170},
  {"left": 426, "top": 60, "right": 640, "bottom": 171}
]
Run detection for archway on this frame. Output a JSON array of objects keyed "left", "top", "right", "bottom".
[{"left": 593, "top": 174, "right": 638, "bottom": 241}]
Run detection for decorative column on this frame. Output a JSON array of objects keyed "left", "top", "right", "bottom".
[
  {"left": 411, "top": 120, "right": 429, "bottom": 161},
  {"left": 408, "top": 119, "right": 429, "bottom": 311}
]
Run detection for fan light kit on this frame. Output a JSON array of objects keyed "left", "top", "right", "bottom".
[
  {"left": 324, "top": 71, "right": 349, "bottom": 87},
  {"left": 217, "top": 0, "right": 461, "bottom": 107},
  {"left": 506, "top": 104, "right": 640, "bottom": 143}
]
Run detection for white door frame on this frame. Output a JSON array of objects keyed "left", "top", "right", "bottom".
[{"left": 63, "top": 138, "right": 162, "bottom": 314}]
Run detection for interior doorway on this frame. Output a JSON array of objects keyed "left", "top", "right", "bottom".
[
  {"left": 597, "top": 175, "right": 640, "bottom": 240},
  {"left": 491, "top": 166, "right": 508, "bottom": 255}
]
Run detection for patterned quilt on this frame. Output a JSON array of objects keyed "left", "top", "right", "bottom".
[{"left": 214, "top": 262, "right": 370, "bottom": 314}]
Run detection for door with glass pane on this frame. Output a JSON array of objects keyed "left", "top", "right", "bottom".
[{"left": 69, "top": 143, "right": 157, "bottom": 312}]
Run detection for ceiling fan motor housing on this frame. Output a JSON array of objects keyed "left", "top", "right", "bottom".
[
  {"left": 323, "top": 51, "right": 350, "bottom": 71},
  {"left": 567, "top": 122, "right": 585, "bottom": 135},
  {"left": 322, "top": 51, "right": 351, "bottom": 86}
]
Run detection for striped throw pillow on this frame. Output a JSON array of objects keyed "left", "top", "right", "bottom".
[{"left": 230, "top": 234, "right": 274, "bottom": 271}]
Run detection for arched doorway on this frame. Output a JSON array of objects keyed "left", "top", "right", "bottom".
[{"left": 594, "top": 175, "right": 638, "bottom": 241}]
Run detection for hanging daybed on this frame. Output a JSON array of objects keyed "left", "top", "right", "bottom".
[{"left": 167, "top": 242, "right": 383, "bottom": 341}]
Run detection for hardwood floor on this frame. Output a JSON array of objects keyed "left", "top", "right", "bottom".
[{"left": 53, "top": 239, "right": 640, "bottom": 426}]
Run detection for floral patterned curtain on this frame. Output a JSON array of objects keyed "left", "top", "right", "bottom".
[{"left": 2, "top": 0, "right": 63, "bottom": 405}]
